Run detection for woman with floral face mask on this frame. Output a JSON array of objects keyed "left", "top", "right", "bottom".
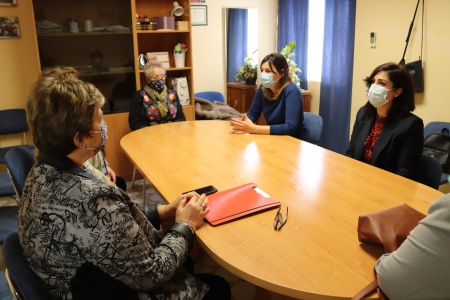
[
  {"left": 129, "top": 62, "right": 186, "bottom": 131},
  {"left": 345, "top": 62, "right": 423, "bottom": 179},
  {"left": 230, "top": 53, "right": 306, "bottom": 140}
]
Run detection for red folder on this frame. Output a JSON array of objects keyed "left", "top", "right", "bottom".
[{"left": 204, "top": 183, "right": 281, "bottom": 226}]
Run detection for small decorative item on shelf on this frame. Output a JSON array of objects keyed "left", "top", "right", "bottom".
[
  {"left": 174, "top": 43, "right": 187, "bottom": 68},
  {"left": 69, "top": 18, "right": 79, "bottom": 33},
  {"left": 235, "top": 50, "right": 258, "bottom": 85},
  {"left": 280, "top": 41, "right": 302, "bottom": 88}
]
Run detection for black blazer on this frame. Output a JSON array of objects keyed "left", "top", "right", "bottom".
[{"left": 346, "top": 107, "right": 424, "bottom": 179}]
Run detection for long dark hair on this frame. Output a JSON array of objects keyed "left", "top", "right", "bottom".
[
  {"left": 260, "top": 53, "right": 292, "bottom": 100},
  {"left": 364, "top": 62, "right": 415, "bottom": 121}
]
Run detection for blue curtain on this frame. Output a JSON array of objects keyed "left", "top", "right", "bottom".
[
  {"left": 277, "top": 0, "right": 309, "bottom": 90},
  {"left": 226, "top": 9, "right": 248, "bottom": 83},
  {"left": 318, "top": 0, "right": 356, "bottom": 154}
]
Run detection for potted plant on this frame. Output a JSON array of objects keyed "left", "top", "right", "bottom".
[
  {"left": 280, "top": 41, "right": 302, "bottom": 88},
  {"left": 235, "top": 51, "right": 258, "bottom": 85}
]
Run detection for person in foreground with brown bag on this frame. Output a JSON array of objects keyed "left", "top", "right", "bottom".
[{"left": 373, "top": 193, "right": 450, "bottom": 299}]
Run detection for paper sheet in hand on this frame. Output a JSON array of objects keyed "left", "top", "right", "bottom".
[{"left": 204, "top": 183, "right": 280, "bottom": 226}]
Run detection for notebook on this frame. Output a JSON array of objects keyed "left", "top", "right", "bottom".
[{"left": 204, "top": 183, "right": 281, "bottom": 226}]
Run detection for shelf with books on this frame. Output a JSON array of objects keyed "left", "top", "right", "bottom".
[{"left": 132, "top": 0, "right": 194, "bottom": 120}]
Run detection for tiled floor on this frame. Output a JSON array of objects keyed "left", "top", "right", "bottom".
[{"left": 1, "top": 179, "right": 297, "bottom": 300}]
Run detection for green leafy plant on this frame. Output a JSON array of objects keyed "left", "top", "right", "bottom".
[
  {"left": 235, "top": 50, "right": 258, "bottom": 82},
  {"left": 280, "top": 41, "right": 302, "bottom": 88}
]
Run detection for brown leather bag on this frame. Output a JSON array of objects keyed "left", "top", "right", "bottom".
[
  {"left": 357, "top": 203, "right": 426, "bottom": 253},
  {"left": 352, "top": 204, "right": 427, "bottom": 299}
]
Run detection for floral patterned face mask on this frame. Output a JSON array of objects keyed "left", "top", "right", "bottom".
[
  {"left": 84, "top": 120, "right": 108, "bottom": 155},
  {"left": 149, "top": 79, "right": 166, "bottom": 91}
]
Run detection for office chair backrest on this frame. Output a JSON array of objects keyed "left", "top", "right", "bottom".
[
  {"left": 415, "top": 154, "right": 442, "bottom": 190},
  {"left": 0, "top": 206, "right": 18, "bottom": 244},
  {"left": 3, "top": 232, "right": 52, "bottom": 300},
  {"left": 424, "top": 121, "right": 450, "bottom": 138},
  {"left": 5, "top": 146, "right": 35, "bottom": 198},
  {"left": 0, "top": 109, "right": 34, "bottom": 165},
  {"left": 302, "top": 112, "right": 323, "bottom": 144},
  {"left": 0, "top": 109, "right": 29, "bottom": 135},
  {"left": 423, "top": 121, "right": 450, "bottom": 185},
  {"left": 194, "top": 91, "right": 225, "bottom": 103}
]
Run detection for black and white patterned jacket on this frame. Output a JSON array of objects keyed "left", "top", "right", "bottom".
[{"left": 19, "top": 152, "right": 207, "bottom": 300}]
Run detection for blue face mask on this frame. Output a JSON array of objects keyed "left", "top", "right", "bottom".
[{"left": 260, "top": 73, "right": 279, "bottom": 88}]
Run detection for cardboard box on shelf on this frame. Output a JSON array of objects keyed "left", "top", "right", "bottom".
[
  {"left": 146, "top": 52, "right": 170, "bottom": 69},
  {"left": 176, "top": 21, "right": 188, "bottom": 30}
]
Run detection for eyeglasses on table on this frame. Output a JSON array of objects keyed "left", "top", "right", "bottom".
[{"left": 273, "top": 206, "right": 288, "bottom": 231}]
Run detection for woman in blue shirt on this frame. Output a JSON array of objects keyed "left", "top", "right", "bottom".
[{"left": 230, "top": 53, "right": 306, "bottom": 139}]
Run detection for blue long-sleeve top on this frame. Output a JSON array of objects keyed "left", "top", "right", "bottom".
[{"left": 246, "top": 82, "right": 306, "bottom": 139}]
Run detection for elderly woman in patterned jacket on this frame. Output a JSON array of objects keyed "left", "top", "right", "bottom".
[
  {"left": 129, "top": 61, "right": 186, "bottom": 131},
  {"left": 21, "top": 67, "right": 230, "bottom": 300}
]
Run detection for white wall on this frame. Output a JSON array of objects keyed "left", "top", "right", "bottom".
[{"left": 191, "top": 0, "right": 278, "bottom": 96}]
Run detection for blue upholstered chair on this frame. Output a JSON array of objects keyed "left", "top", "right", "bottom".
[
  {"left": 0, "top": 206, "right": 18, "bottom": 245},
  {"left": 3, "top": 232, "right": 52, "bottom": 300},
  {"left": 0, "top": 146, "right": 34, "bottom": 244},
  {"left": 0, "top": 109, "right": 35, "bottom": 199},
  {"left": 302, "top": 112, "right": 323, "bottom": 144},
  {"left": 0, "top": 109, "right": 35, "bottom": 165},
  {"left": 5, "top": 146, "right": 35, "bottom": 198},
  {"left": 415, "top": 154, "right": 442, "bottom": 190},
  {"left": 0, "top": 271, "right": 13, "bottom": 300},
  {"left": 423, "top": 121, "right": 450, "bottom": 185},
  {"left": 0, "top": 172, "right": 15, "bottom": 198},
  {"left": 194, "top": 91, "right": 225, "bottom": 103}
]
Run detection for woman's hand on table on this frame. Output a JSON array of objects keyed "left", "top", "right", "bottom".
[
  {"left": 230, "top": 114, "right": 255, "bottom": 133},
  {"left": 175, "top": 192, "right": 209, "bottom": 229}
]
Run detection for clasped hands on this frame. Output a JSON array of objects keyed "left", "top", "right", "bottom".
[
  {"left": 162, "top": 192, "right": 209, "bottom": 230},
  {"left": 230, "top": 114, "right": 255, "bottom": 133}
]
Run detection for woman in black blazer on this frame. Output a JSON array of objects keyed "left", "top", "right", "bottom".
[{"left": 346, "top": 62, "right": 423, "bottom": 179}]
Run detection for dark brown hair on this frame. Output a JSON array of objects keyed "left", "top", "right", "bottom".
[{"left": 364, "top": 62, "right": 415, "bottom": 121}]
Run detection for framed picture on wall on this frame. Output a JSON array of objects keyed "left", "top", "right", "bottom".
[
  {"left": 191, "top": 5, "right": 207, "bottom": 26},
  {"left": 0, "top": 17, "right": 21, "bottom": 38},
  {"left": 0, "top": 0, "right": 17, "bottom": 7}
]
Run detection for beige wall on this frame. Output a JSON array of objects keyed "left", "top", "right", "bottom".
[
  {"left": 352, "top": 0, "right": 450, "bottom": 130},
  {"left": 0, "top": 2, "right": 39, "bottom": 110},
  {"left": 0, "top": 2, "right": 39, "bottom": 149},
  {"left": 191, "top": 0, "right": 278, "bottom": 97}
]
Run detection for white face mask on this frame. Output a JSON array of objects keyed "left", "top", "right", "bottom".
[{"left": 368, "top": 84, "right": 394, "bottom": 108}]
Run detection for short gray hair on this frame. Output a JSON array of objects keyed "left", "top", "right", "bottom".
[{"left": 144, "top": 62, "right": 165, "bottom": 81}]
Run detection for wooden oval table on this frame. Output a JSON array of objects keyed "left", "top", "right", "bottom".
[{"left": 121, "top": 120, "right": 442, "bottom": 299}]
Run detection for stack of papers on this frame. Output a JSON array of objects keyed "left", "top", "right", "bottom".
[{"left": 36, "top": 20, "right": 62, "bottom": 33}]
